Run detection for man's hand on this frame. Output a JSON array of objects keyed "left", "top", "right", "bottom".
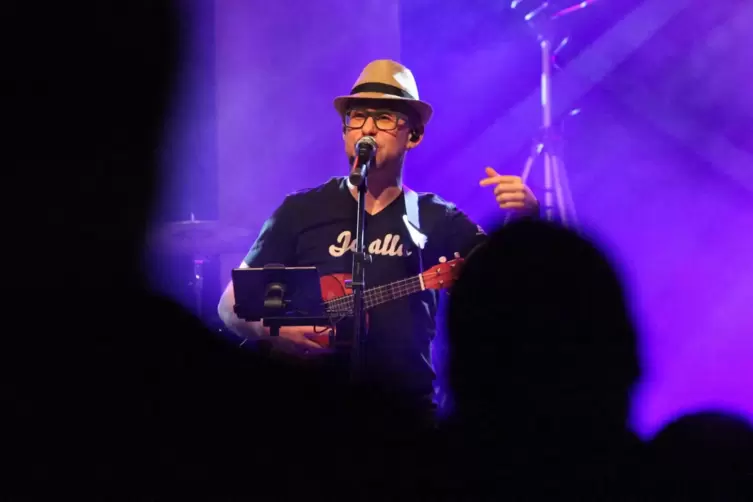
[
  {"left": 479, "top": 167, "right": 538, "bottom": 216},
  {"left": 263, "top": 325, "right": 331, "bottom": 360}
]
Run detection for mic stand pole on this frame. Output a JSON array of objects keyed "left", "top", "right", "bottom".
[
  {"left": 350, "top": 168, "right": 370, "bottom": 383},
  {"left": 508, "top": 1, "right": 580, "bottom": 228}
]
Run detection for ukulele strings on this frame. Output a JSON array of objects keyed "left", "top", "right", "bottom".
[{"left": 323, "top": 275, "right": 422, "bottom": 314}]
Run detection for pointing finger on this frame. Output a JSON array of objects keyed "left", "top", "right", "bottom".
[
  {"left": 484, "top": 166, "right": 499, "bottom": 178},
  {"left": 479, "top": 175, "right": 522, "bottom": 187}
]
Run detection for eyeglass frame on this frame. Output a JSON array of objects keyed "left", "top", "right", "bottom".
[{"left": 342, "top": 108, "right": 411, "bottom": 132}]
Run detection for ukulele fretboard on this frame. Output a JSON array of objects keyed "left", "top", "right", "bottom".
[{"left": 324, "top": 275, "right": 424, "bottom": 314}]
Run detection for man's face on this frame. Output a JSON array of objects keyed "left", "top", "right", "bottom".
[{"left": 343, "top": 102, "right": 419, "bottom": 174}]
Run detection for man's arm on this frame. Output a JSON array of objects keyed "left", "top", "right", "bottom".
[
  {"left": 215, "top": 199, "right": 325, "bottom": 353},
  {"left": 216, "top": 199, "right": 295, "bottom": 341},
  {"left": 217, "top": 262, "right": 267, "bottom": 341},
  {"left": 443, "top": 205, "right": 488, "bottom": 260}
]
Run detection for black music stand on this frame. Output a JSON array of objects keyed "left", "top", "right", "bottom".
[{"left": 232, "top": 264, "right": 331, "bottom": 337}]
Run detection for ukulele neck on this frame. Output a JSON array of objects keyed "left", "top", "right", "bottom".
[{"left": 326, "top": 274, "right": 424, "bottom": 314}]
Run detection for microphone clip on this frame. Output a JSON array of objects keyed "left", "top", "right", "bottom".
[{"left": 349, "top": 137, "right": 377, "bottom": 187}]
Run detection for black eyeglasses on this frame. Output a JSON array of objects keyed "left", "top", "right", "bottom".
[{"left": 344, "top": 109, "right": 408, "bottom": 131}]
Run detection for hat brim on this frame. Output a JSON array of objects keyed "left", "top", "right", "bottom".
[{"left": 334, "top": 92, "right": 433, "bottom": 126}]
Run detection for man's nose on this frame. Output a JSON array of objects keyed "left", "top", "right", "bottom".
[{"left": 361, "top": 116, "right": 378, "bottom": 135}]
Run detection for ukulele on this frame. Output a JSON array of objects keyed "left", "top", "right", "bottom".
[{"left": 307, "top": 254, "right": 464, "bottom": 348}]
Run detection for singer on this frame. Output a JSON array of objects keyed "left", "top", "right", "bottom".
[{"left": 218, "top": 60, "right": 539, "bottom": 407}]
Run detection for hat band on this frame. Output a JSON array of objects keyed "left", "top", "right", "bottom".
[{"left": 350, "top": 82, "right": 415, "bottom": 100}]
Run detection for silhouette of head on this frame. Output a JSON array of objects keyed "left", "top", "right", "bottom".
[
  {"left": 8, "top": 2, "right": 179, "bottom": 281},
  {"left": 650, "top": 410, "right": 753, "bottom": 494},
  {"left": 447, "top": 220, "right": 640, "bottom": 435}
]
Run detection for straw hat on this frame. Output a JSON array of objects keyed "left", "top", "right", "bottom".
[{"left": 333, "top": 59, "right": 433, "bottom": 126}]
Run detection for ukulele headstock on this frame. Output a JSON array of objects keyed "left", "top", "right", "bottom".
[{"left": 422, "top": 252, "right": 464, "bottom": 291}]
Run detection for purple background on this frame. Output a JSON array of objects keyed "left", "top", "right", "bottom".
[{"left": 153, "top": 0, "right": 753, "bottom": 437}]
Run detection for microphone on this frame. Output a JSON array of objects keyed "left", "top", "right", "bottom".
[{"left": 349, "top": 136, "right": 377, "bottom": 187}]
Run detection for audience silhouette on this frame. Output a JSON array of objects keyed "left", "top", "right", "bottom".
[
  {"left": 443, "top": 220, "right": 646, "bottom": 498},
  {"left": 4, "top": 1, "right": 349, "bottom": 495},
  {"left": 649, "top": 410, "right": 753, "bottom": 500}
]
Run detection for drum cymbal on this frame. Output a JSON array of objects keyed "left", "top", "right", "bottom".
[{"left": 148, "top": 219, "right": 253, "bottom": 256}]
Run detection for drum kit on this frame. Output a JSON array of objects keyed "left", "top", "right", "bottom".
[{"left": 148, "top": 213, "right": 253, "bottom": 319}]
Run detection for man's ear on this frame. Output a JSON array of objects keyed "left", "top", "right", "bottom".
[{"left": 406, "top": 129, "right": 424, "bottom": 150}]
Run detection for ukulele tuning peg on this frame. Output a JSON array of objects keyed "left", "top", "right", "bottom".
[{"left": 438, "top": 256, "right": 447, "bottom": 263}]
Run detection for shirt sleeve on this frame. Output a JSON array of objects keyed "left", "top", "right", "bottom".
[
  {"left": 243, "top": 197, "right": 297, "bottom": 267},
  {"left": 442, "top": 205, "right": 488, "bottom": 260}
]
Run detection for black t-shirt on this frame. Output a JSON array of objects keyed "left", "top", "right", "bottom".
[{"left": 244, "top": 177, "right": 485, "bottom": 396}]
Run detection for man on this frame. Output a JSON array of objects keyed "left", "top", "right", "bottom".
[{"left": 218, "top": 59, "right": 538, "bottom": 402}]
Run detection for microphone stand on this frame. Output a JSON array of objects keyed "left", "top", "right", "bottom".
[
  {"left": 507, "top": 0, "right": 582, "bottom": 228},
  {"left": 350, "top": 159, "right": 371, "bottom": 383}
]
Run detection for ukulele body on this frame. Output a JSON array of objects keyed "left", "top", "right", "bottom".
[
  {"left": 297, "top": 257, "right": 463, "bottom": 348},
  {"left": 309, "top": 273, "right": 367, "bottom": 348}
]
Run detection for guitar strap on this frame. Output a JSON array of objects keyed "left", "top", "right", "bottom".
[{"left": 402, "top": 186, "right": 426, "bottom": 272}]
